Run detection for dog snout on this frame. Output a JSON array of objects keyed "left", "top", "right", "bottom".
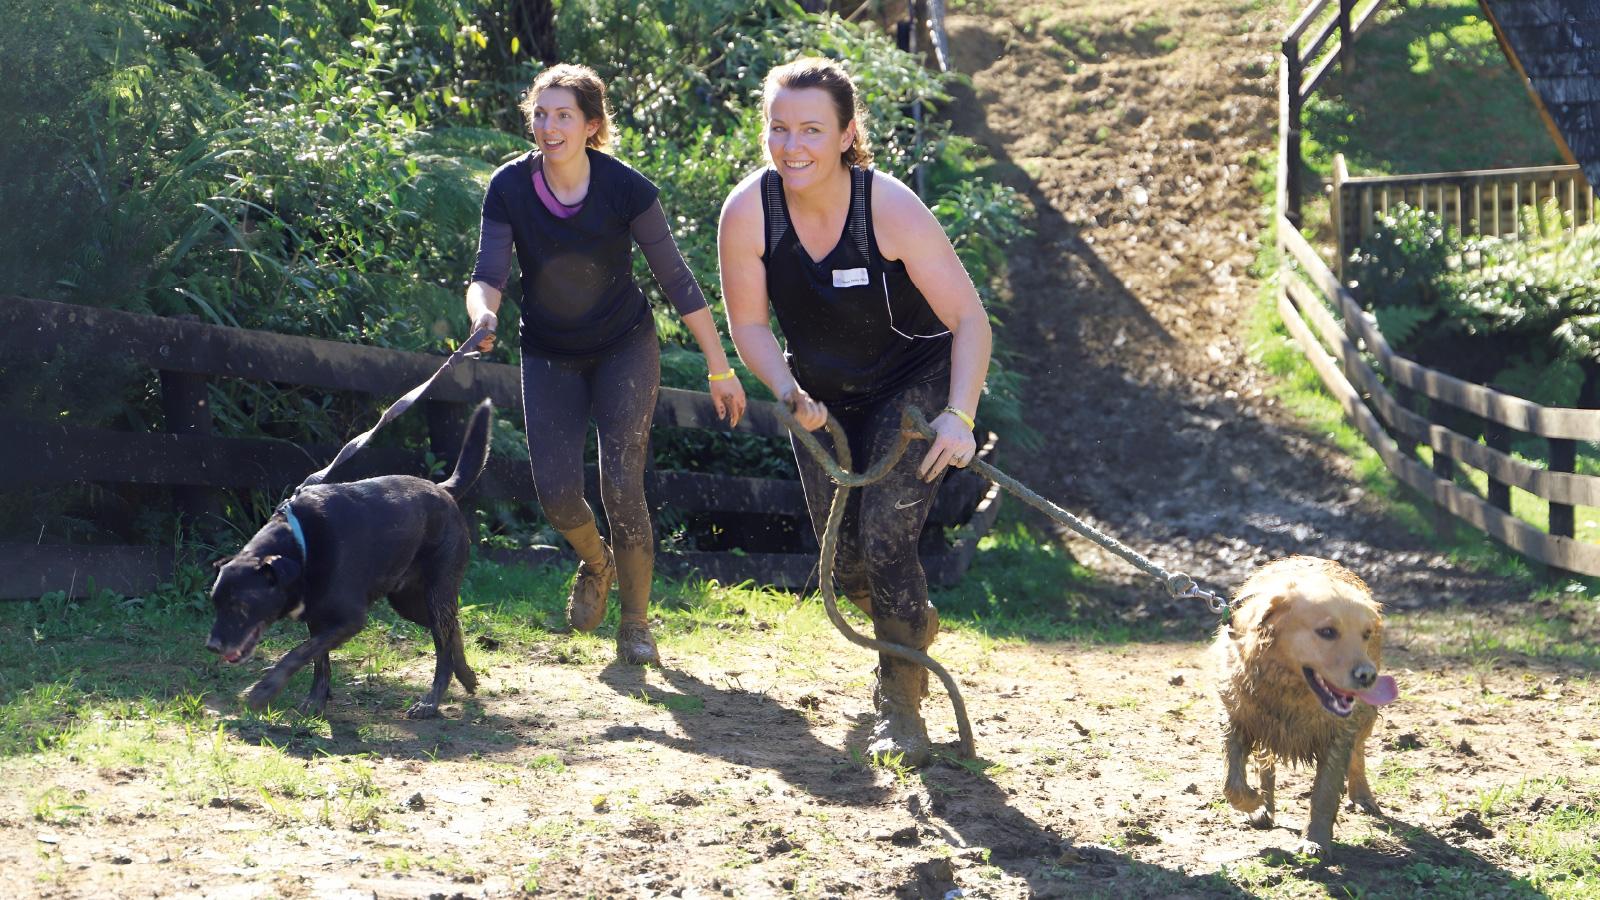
[
  {"left": 205, "top": 634, "right": 224, "bottom": 654},
  {"left": 1351, "top": 661, "right": 1377, "bottom": 689}
]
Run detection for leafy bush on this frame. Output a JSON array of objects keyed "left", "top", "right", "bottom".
[{"left": 1347, "top": 202, "right": 1600, "bottom": 408}]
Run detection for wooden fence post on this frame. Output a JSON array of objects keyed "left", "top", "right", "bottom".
[
  {"left": 1332, "top": 153, "right": 1348, "bottom": 283},
  {"left": 159, "top": 368, "right": 220, "bottom": 530},
  {"left": 1279, "top": 37, "right": 1304, "bottom": 228},
  {"left": 1484, "top": 418, "right": 1512, "bottom": 513},
  {"left": 1338, "top": 0, "right": 1354, "bottom": 76},
  {"left": 1549, "top": 438, "right": 1576, "bottom": 539}
]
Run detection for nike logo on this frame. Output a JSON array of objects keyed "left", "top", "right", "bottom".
[{"left": 893, "top": 498, "right": 923, "bottom": 510}]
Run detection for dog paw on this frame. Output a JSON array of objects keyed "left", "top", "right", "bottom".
[
  {"left": 1293, "top": 838, "right": 1329, "bottom": 861},
  {"left": 296, "top": 697, "right": 329, "bottom": 718},
  {"left": 243, "top": 681, "right": 280, "bottom": 712},
  {"left": 1248, "top": 808, "right": 1275, "bottom": 830},
  {"left": 1346, "top": 793, "right": 1382, "bottom": 816},
  {"left": 405, "top": 700, "right": 441, "bottom": 720},
  {"left": 1224, "top": 785, "right": 1263, "bottom": 814}
]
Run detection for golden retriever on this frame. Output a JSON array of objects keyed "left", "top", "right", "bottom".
[{"left": 1213, "top": 556, "right": 1398, "bottom": 856}]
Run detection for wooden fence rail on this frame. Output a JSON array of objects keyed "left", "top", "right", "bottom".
[
  {"left": 1, "top": 296, "right": 999, "bottom": 598},
  {"left": 1331, "top": 154, "right": 1596, "bottom": 276},
  {"left": 1276, "top": 220, "right": 1600, "bottom": 575}
]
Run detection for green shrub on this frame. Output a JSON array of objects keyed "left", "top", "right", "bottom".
[{"left": 1347, "top": 202, "right": 1600, "bottom": 408}]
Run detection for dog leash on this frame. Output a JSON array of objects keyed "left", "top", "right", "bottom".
[
  {"left": 898, "top": 407, "right": 1230, "bottom": 616},
  {"left": 274, "top": 324, "right": 493, "bottom": 562}
]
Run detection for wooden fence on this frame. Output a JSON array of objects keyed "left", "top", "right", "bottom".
[
  {"left": 1, "top": 296, "right": 1000, "bottom": 599},
  {"left": 1276, "top": 222, "right": 1600, "bottom": 575},
  {"left": 1280, "top": 0, "right": 1389, "bottom": 226},
  {"left": 1331, "top": 154, "right": 1597, "bottom": 277}
]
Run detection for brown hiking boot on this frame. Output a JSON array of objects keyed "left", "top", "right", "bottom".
[
  {"left": 616, "top": 621, "right": 659, "bottom": 666},
  {"left": 565, "top": 543, "right": 615, "bottom": 633}
]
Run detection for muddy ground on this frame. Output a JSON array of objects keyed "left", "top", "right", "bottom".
[{"left": 5, "top": 0, "right": 1597, "bottom": 897}]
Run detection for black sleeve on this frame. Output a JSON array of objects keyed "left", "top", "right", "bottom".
[
  {"left": 481, "top": 175, "right": 512, "bottom": 225},
  {"left": 469, "top": 216, "right": 514, "bottom": 290},
  {"left": 630, "top": 200, "right": 708, "bottom": 317},
  {"left": 620, "top": 161, "right": 662, "bottom": 220}
]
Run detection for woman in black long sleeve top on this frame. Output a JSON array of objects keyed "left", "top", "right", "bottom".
[{"left": 466, "top": 64, "right": 745, "bottom": 665}]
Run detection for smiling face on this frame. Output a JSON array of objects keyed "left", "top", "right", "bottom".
[
  {"left": 765, "top": 86, "right": 856, "bottom": 190},
  {"left": 1233, "top": 557, "right": 1398, "bottom": 718},
  {"left": 1273, "top": 591, "right": 1387, "bottom": 717},
  {"left": 531, "top": 87, "right": 599, "bottom": 165}
]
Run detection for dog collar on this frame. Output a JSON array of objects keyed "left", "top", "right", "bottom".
[{"left": 277, "top": 500, "right": 308, "bottom": 564}]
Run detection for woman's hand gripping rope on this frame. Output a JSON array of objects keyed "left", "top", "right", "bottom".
[{"left": 777, "top": 401, "right": 978, "bottom": 761}]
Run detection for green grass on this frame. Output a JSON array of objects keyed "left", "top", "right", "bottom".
[
  {"left": 1300, "top": 0, "right": 1565, "bottom": 180},
  {"left": 0, "top": 510, "right": 1099, "bottom": 759}
]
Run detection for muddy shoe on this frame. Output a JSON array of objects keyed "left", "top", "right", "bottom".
[
  {"left": 867, "top": 701, "right": 931, "bottom": 767},
  {"left": 565, "top": 544, "right": 615, "bottom": 633},
  {"left": 616, "top": 621, "right": 659, "bottom": 666},
  {"left": 866, "top": 661, "right": 931, "bottom": 767}
]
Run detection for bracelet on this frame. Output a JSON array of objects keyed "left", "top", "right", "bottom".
[
  {"left": 707, "top": 370, "right": 737, "bottom": 382},
  {"left": 943, "top": 406, "right": 975, "bottom": 430}
]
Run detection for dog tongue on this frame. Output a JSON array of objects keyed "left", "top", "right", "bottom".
[{"left": 1357, "top": 675, "right": 1398, "bottom": 706}]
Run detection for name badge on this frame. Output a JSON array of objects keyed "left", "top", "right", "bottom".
[{"left": 831, "top": 267, "right": 869, "bottom": 288}]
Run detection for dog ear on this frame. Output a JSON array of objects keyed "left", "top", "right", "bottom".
[
  {"left": 211, "top": 554, "right": 234, "bottom": 570},
  {"left": 1230, "top": 591, "right": 1289, "bottom": 640},
  {"left": 258, "top": 555, "right": 302, "bottom": 587}
]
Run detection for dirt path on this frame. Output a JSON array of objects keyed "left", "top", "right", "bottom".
[
  {"left": 7, "top": 618, "right": 1593, "bottom": 898},
  {"left": 947, "top": 0, "right": 1522, "bottom": 608}
]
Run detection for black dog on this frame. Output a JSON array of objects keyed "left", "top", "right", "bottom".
[{"left": 206, "top": 399, "right": 492, "bottom": 719}]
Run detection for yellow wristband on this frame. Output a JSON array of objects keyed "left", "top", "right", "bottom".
[
  {"left": 943, "top": 406, "right": 975, "bottom": 430},
  {"left": 707, "top": 370, "right": 737, "bottom": 382}
]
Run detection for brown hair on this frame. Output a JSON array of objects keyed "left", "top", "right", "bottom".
[
  {"left": 519, "top": 63, "right": 613, "bottom": 152},
  {"left": 762, "top": 57, "right": 873, "bottom": 167}
]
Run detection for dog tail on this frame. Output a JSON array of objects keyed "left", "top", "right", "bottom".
[{"left": 440, "top": 399, "right": 493, "bottom": 499}]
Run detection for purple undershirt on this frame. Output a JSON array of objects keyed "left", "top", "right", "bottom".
[{"left": 533, "top": 168, "right": 583, "bottom": 219}]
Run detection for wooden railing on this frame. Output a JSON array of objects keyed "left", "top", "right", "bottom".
[
  {"left": 1331, "top": 153, "right": 1597, "bottom": 276},
  {"left": 1280, "top": 0, "right": 1389, "bottom": 226},
  {"left": 1, "top": 297, "right": 1000, "bottom": 598},
  {"left": 1276, "top": 222, "right": 1600, "bottom": 575}
]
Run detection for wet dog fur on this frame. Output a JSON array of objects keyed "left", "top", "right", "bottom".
[
  {"left": 1213, "top": 556, "right": 1397, "bottom": 856},
  {"left": 206, "top": 400, "right": 492, "bottom": 719}
]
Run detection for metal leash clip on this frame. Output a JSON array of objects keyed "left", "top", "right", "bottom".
[{"left": 1166, "top": 573, "right": 1230, "bottom": 615}]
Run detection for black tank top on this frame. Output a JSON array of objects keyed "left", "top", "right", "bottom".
[{"left": 761, "top": 167, "right": 952, "bottom": 410}]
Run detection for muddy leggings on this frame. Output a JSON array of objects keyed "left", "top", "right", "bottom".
[
  {"left": 792, "top": 376, "right": 947, "bottom": 638},
  {"left": 521, "top": 321, "right": 659, "bottom": 617}
]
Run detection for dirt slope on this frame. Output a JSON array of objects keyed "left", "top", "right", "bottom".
[{"left": 948, "top": 0, "right": 1519, "bottom": 607}]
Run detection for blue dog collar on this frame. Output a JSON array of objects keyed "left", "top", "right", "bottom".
[{"left": 277, "top": 500, "right": 308, "bottom": 563}]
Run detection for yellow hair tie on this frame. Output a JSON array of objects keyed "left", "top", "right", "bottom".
[
  {"left": 944, "top": 406, "right": 975, "bottom": 430},
  {"left": 707, "top": 370, "right": 737, "bottom": 382}
]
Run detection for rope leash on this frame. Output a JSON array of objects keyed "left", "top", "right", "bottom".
[
  {"left": 778, "top": 403, "right": 1232, "bottom": 761},
  {"left": 779, "top": 404, "right": 978, "bottom": 760},
  {"left": 900, "top": 407, "right": 1230, "bottom": 616}
]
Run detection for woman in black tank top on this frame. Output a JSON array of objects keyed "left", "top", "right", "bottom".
[{"left": 718, "top": 58, "right": 992, "bottom": 767}]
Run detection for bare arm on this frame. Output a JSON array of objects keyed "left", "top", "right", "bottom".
[
  {"left": 718, "top": 174, "right": 827, "bottom": 431},
  {"left": 872, "top": 172, "right": 993, "bottom": 479}
]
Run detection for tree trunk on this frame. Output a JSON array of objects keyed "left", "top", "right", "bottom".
[{"left": 513, "top": 0, "right": 557, "bottom": 66}]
